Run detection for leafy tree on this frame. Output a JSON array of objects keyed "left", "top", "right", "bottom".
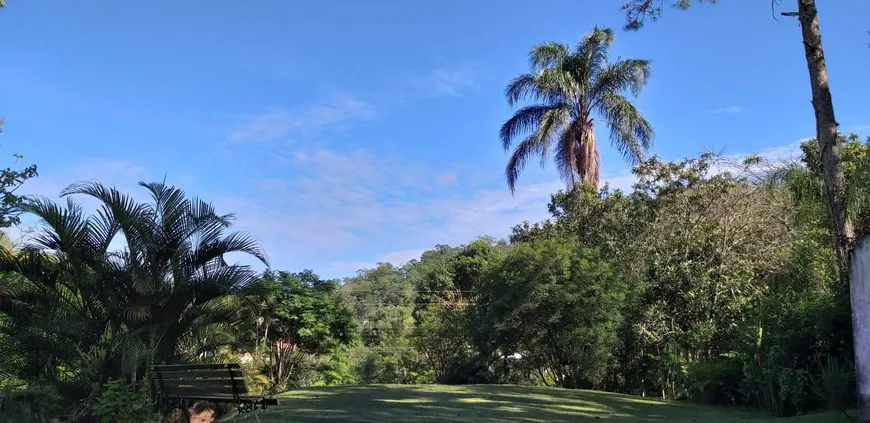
[
  {"left": 477, "top": 239, "right": 627, "bottom": 389},
  {"left": 796, "top": 133, "right": 870, "bottom": 238},
  {"left": 409, "top": 304, "right": 471, "bottom": 383},
  {"left": 314, "top": 346, "right": 357, "bottom": 386},
  {"left": 242, "top": 270, "right": 355, "bottom": 391},
  {"left": 342, "top": 263, "right": 414, "bottom": 347},
  {"left": 616, "top": 16, "right": 859, "bottom": 411},
  {"left": 340, "top": 263, "right": 423, "bottom": 384},
  {"left": 408, "top": 238, "right": 506, "bottom": 308},
  {"left": 620, "top": 0, "right": 853, "bottom": 303},
  {"left": 629, "top": 153, "right": 793, "bottom": 399},
  {"left": 500, "top": 27, "right": 654, "bottom": 191},
  {"left": 0, "top": 118, "right": 38, "bottom": 229},
  {"left": 511, "top": 183, "right": 649, "bottom": 262},
  {"left": 404, "top": 244, "right": 461, "bottom": 312},
  {"left": 0, "top": 181, "right": 265, "bottom": 401},
  {"left": 407, "top": 238, "right": 507, "bottom": 384}
]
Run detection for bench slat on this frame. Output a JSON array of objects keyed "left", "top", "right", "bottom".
[
  {"left": 154, "top": 369, "right": 243, "bottom": 380},
  {"left": 160, "top": 385, "right": 239, "bottom": 396},
  {"left": 161, "top": 393, "right": 277, "bottom": 406},
  {"left": 151, "top": 363, "right": 241, "bottom": 371},
  {"left": 161, "top": 380, "right": 248, "bottom": 394}
]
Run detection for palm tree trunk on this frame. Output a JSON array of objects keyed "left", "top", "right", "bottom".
[
  {"left": 579, "top": 124, "right": 600, "bottom": 188},
  {"left": 796, "top": 0, "right": 864, "bottom": 419}
]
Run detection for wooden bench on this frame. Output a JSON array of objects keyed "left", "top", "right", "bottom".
[{"left": 150, "top": 363, "right": 278, "bottom": 421}]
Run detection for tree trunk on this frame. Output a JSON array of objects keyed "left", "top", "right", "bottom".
[
  {"left": 796, "top": 0, "right": 863, "bottom": 418},
  {"left": 578, "top": 123, "right": 600, "bottom": 188},
  {"left": 796, "top": 0, "right": 854, "bottom": 274}
]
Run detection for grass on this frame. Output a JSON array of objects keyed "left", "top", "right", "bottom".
[{"left": 235, "top": 384, "right": 854, "bottom": 422}]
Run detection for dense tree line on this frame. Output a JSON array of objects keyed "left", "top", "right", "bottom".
[
  {"left": 1, "top": 136, "right": 868, "bottom": 420},
  {"left": 325, "top": 136, "right": 869, "bottom": 417},
  {"left": 0, "top": 137, "right": 867, "bottom": 421}
]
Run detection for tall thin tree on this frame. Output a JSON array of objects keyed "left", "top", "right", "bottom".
[{"left": 500, "top": 27, "right": 654, "bottom": 193}]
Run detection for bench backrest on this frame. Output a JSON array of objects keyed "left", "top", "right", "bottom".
[{"left": 150, "top": 363, "right": 248, "bottom": 398}]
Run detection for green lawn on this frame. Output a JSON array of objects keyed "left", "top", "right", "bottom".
[{"left": 238, "top": 384, "right": 853, "bottom": 422}]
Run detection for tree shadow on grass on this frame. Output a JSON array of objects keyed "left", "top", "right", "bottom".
[{"left": 249, "top": 384, "right": 842, "bottom": 423}]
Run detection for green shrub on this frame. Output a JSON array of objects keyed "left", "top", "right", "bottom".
[
  {"left": 315, "top": 349, "right": 356, "bottom": 386},
  {"left": 352, "top": 347, "right": 429, "bottom": 385},
  {"left": 92, "top": 379, "right": 156, "bottom": 423},
  {"left": 777, "top": 367, "right": 809, "bottom": 415},
  {"left": 740, "top": 362, "right": 783, "bottom": 417},
  {"left": 0, "top": 385, "right": 65, "bottom": 423},
  {"left": 811, "top": 356, "right": 855, "bottom": 411},
  {"left": 686, "top": 358, "right": 742, "bottom": 405},
  {"left": 740, "top": 361, "right": 809, "bottom": 417},
  {"left": 241, "top": 367, "right": 272, "bottom": 395}
]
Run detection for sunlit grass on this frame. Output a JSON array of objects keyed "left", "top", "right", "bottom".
[
  {"left": 377, "top": 397, "right": 435, "bottom": 404},
  {"left": 238, "top": 384, "right": 853, "bottom": 422}
]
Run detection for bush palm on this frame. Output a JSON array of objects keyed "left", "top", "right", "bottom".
[{"left": 0, "top": 181, "right": 266, "bottom": 401}]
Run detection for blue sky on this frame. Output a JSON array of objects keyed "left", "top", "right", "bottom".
[{"left": 2, "top": 1, "right": 869, "bottom": 279}]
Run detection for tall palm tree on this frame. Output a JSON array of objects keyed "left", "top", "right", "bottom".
[
  {"left": 0, "top": 181, "right": 266, "bottom": 401},
  {"left": 500, "top": 26, "right": 654, "bottom": 192}
]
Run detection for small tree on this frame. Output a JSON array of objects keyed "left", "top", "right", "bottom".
[
  {"left": 242, "top": 270, "right": 355, "bottom": 391},
  {"left": 0, "top": 117, "right": 38, "bottom": 229},
  {"left": 477, "top": 240, "right": 627, "bottom": 389}
]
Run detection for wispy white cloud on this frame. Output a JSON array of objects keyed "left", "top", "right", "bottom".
[
  {"left": 228, "top": 93, "right": 377, "bottom": 142},
  {"left": 566, "top": 139, "right": 806, "bottom": 198},
  {"left": 14, "top": 136, "right": 810, "bottom": 278},
  {"left": 601, "top": 171, "right": 637, "bottom": 192},
  {"left": 723, "top": 139, "right": 805, "bottom": 165},
  {"left": 233, "top": 139, "right": 814, "bottom": 277},
  {"left": 227, "top": 60, "right": 485, "bottom": 146},
  {"left": 330, "top": 248, "right": 430, "bottom": 273},
  {"left": 435, "top": 170, "right": 459, "bottom": 188},
  {"left": 210, "top": 146, "right": 559, "bottom": 276},
  {"left": 409, "top": 61, "right": 487, "bottom": 98},
  {"left": 707, "top": 106, "right": 742, "bottom": 114}
]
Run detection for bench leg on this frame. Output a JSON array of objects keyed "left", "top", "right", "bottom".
[{"left": 181, "top": 404, "right": 192, "bottom": 423}]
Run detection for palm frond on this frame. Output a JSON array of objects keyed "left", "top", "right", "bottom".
[
  {"left": 505, "top": 73, "right": 538, "bottom": 107},
  {"left": 193, "top": 231, "right": 268, "bottom": 267},
  {"left": 22, "top": 196, "right": 88, "bottom": 253},
  {"left": 578, "top": 130, "right": 601, "bottom": 187},
  {"left": 504, "top": 108, "right": 570, "bottom": 193},
  {"left": 61, "top": 181, "right": 153, "bottom": 257},
  {"left": 598, "top": 93, "right": 654, "bottom": 165},
  {"left": 500, "top": 105, "right": 562, "bottom": 151},
  {"left": 528, "top": 42, "right": 571, "bottom": 73},
  {"left": 575, "top": 27, "right": 615, "bottom": 82},
  {"left": 592, "top": 58, "right": 651, "bottom": 99}
]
